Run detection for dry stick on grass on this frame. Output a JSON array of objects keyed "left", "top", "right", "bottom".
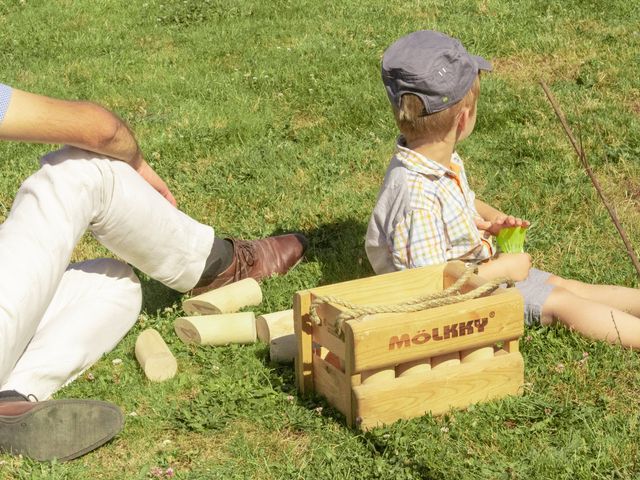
[
  {"left": 540, "top": 81, "right": 640, "bottom": 280},
  {"left": 610, "top": 311, "right": 624, "bottom": 348}
]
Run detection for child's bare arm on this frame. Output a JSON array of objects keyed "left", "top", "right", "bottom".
[
  {"left": 477, "top": 252, "right": 531, "bottom": 282},
  {"left": 474, "top": 199, "right": 503, "bottom": 222}
]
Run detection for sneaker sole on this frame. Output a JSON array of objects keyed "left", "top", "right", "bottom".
[{"left": 0, "top": 399, "right": 124, "bottom": 461}]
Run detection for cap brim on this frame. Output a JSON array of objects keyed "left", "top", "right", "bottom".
[{"left": 472, "top": 54, "right": 492, "bottom": 72}]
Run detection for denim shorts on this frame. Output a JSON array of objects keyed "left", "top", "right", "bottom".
[{"left": 515, "top": 268, "right": 554, "bottom": 326}]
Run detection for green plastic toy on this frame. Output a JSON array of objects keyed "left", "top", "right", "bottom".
[{"left": 496, "top": 226, "right": 527, "bottom": 253}]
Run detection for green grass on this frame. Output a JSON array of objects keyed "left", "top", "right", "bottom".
[{"left": 1, "top": 0, "right": 640, "bottom": 478}]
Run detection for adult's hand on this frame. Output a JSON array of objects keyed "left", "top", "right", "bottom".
[{"left": 133, "top": 157, "right": 177, "bottom": 207}]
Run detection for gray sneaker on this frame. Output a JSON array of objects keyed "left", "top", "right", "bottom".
[{"left": 0, "top": 390, "right": 124, "bottom": 461}]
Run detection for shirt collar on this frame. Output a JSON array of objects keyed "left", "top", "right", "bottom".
[{"left": 395, "top": 137, "right": 462, "bottom": 178}]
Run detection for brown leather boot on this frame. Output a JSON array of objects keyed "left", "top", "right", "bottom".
[
  {"left": 193, "top": 233, "right": 308, "bottom": 295},
  {"left": 0, "top": 390, "right": 124, "bottom": 461}
]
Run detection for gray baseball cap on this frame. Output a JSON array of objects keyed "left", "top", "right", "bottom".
[{"left": 382, "top": 30, "right": 492, "bottom": 114}]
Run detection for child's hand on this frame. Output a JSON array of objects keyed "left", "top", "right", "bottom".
[{"left": 475, "top": 214, "right": 530, "bottom": 237}]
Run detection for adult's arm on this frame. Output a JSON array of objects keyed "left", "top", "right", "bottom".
[{"left": 0, "top": 87, "right": 176, "bottom": 206}]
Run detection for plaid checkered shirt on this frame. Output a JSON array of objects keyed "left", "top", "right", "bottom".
[{"left": 365, "top": 140, "right": 493, "bottom": 274}]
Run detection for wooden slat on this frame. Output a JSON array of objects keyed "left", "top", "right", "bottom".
[
  {"left": 311, "top": 301, "right": 346, "bottom": 336},
  {"left": 312, "top": 324, "right": 346, "bottom": 360},
  {"left": 312, "top": 355, "right": 351, "bottom": 418},
  {"left": 506, "top": 338, "right": 520, "bottom": 353},
  {"left": 343, "top": 316, "right": 358, "bottom": 427},
  {"left": 294, "top": 292, "right": 314, "bottom": 393},
  {"left": 307, "top": 263, "right": 447, "bottom": 304},
  {"left": 353, "top": 352, "right": 524, "bottom": 430},
  {"left": 315, "top": 269, "right": 502, "bottom": 331},
  {"left": 345, "top": 288, "right": 524, "bottom": 372}
]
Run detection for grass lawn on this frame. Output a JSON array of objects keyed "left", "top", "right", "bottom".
[{"left": 1, "top": 0, "right": 640, "bottom": 478}]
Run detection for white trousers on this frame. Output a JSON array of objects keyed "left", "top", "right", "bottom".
[{"left": 0, "top": 147, "right": 214, "bottom": 399}]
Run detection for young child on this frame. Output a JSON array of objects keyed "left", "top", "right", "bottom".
[{"left": 365, "top": 30, "right": 640, "bottom": 348}]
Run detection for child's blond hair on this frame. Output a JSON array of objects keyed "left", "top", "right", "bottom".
[{"left": 394, "top": 75, "right": 480, "bottom": 143}]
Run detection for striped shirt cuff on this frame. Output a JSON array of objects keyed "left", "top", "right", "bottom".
[{"left": 0, "top": 83, "right": 13, "bottom": 124}]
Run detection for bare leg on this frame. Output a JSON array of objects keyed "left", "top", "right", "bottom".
[
  {"left": 541, "top": 286, "right": 640, "bottom": 349},
  {"left": 477, "top": 253, "right": 531, "bottom": 282},
  {"left": 547, "top": 275, "right": 640, "bottom": 317}
]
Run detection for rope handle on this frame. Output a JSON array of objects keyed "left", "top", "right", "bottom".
[{"left": 309, "top": 266, "right": 513, "bottom": 335}]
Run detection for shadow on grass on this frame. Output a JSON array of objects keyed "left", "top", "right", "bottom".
[
  {"left": 137, "top": 217, "right": 373, "bottom": 314},
  {"left": 138, "top": 274, "right": 183, "bottom": 314},
  {"left": 274, "top": 217, "right": 375, "bottom": 286}
]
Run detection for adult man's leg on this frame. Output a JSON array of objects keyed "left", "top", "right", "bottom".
[
  {"left": 0, "top": 258, "right": 140, "bottom": 461},
  {"left": 0, "top": 149, "right": 132, "bottom": 385},
  {"left": 1, "top": 259, "right": 142, "bottom": 400},
  {"left": 0, "top": 153, "right": 143, "bottom": 461},
  {"left": 0, "top": 146, "right": 306, "bottom": 460},
  {"left": 72, "top": 145, "right": 305, "bottom": 293}
]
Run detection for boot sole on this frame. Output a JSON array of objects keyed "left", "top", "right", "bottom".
[{"left": 0, "top": 399, "right": 124, "bottom": 461}]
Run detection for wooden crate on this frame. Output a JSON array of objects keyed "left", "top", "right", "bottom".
[{"left": 294, "top": 261, "right": 524, "bottom": 430}]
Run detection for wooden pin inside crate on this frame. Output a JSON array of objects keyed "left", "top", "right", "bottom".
[{"left": 294, "top": 261, "right": 525, "bottom": 430}]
